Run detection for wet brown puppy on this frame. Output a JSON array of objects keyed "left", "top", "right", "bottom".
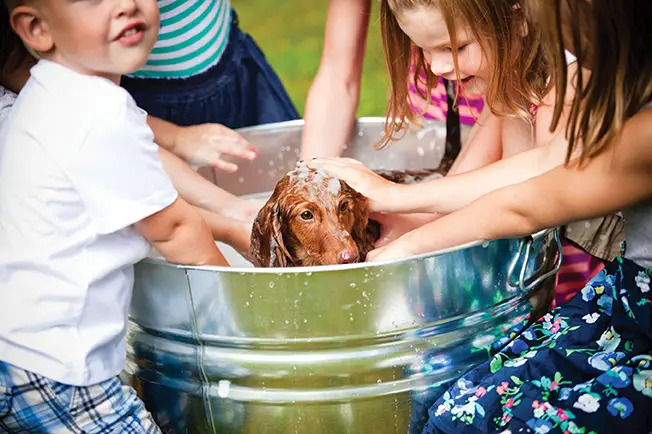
[{"left": 249, "top": 167, "right": 375, "bottom": 267}]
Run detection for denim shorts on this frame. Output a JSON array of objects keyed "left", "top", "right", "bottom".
[{"left": 121, "top": 10, "right": 300, "bottom": 129}]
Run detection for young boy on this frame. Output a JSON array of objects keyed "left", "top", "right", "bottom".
[{"left": 0, "top": 0, "right": 227, "bottom": 431}]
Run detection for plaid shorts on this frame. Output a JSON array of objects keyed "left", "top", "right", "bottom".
[{"left": 0, "top": 361, "right": 161, "bottom": 433}]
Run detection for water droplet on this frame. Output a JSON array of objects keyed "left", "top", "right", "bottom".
[
  {"left": 285, "top": 320, "right": 290, "bottom": 325},
  {"left": 305, "top": 272, "right": 313, "bottom": 276},
  {"left": 245, "top": 301, "right": 250, "bottom": 307},
  {"left": 238, "top": 177, "right": 245, "bottom": 184},
  {"left": 269, "top": 281, "right": 275, "bottom": 288},
  {"left": 349, "top": 283, "right": 356, "bottom": 288},
  {"left": 303, "top": 318, "right": 308, "bottom": 323}
]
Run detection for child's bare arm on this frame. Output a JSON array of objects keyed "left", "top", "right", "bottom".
[
  {"left": 135, "top": 196, "right": 228, "bottom": 267},
  {"left": 300, "top": 0, "right": 371, "bottom": 159},
  {"left": 368, "top": 108, "right": 652, "bottom": 260},
  {"left": 193, "top": 206, "right": 251, "bottom": 258},
  {"left": 157, "top": 147, "right": 261, "bottom": 223},
  {"left": 447, "top": 105, "right": 503, "bottom": 175}
]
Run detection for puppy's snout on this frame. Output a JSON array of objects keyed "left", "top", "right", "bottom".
[{"left": 337, "top": 249, "right": 359, "bottom": 264}]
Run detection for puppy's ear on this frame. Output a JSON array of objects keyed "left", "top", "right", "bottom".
[
  {"left": 343, "top": 182, "right": 375, "bottom": 261},
  {"left": 249, "top": 199, "right": 293, "bottom": 267}
]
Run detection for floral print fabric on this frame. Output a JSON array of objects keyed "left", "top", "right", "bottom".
[{"left": 424, "top": 257, "right": 652, "bottom": 434}]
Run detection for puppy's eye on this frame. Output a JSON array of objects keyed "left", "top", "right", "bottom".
[
  {"left": 300, "top": 210, "right": 313, "bottom": 221},
  {"left": 339, "top": 202, "right": 349, "bottom": 213}
]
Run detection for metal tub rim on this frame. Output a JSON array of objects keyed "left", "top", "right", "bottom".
[{"left": 143, "top": 229, "right": 555, "bottom": 275}]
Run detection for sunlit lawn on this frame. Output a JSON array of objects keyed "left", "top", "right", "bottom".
[{"left": 231, "top": 1, "right": 389, "bottom": 117}]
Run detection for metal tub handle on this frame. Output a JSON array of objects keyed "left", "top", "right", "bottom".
[{"left": 507, "top": 229, "right": 563, "bottom": 293}]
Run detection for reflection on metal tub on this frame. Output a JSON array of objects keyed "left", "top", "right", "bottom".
[{"left": 125, "top": 119, "right": 560, "bottom": 434}]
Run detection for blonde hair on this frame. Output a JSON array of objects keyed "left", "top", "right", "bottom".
[
  {"left": 379, "top": 0, "right": 549, "bottom": 147},
  {"left": 525, "top": 0, "right": 652, "bottom": 165}
]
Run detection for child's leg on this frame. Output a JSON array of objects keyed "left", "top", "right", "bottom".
[{"left": 0, "top": 361, "right": 161, "bottom": 433}]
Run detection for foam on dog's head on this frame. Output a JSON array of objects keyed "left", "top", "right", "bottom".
[{"left": 286, "top": 166, "right": 340, "bottom": 198}]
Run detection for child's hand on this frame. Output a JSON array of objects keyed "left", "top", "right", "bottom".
[
  {"left": 366, "top": 236, "right": 418, "bottom": 262},
  {"left": 174, "top": 123, "right": 258, "bottom": 172},
  {"left": 370, "top": 212, "right": 440, "bottom": 247},
  {"left": 304, "top": 157, "right": 394, "bottom": 212}
]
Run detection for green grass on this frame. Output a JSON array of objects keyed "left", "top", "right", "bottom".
[{"left": 231, "top": 1, "right": 389, "bottom": 117}]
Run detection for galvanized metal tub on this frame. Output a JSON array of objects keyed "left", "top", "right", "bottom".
[{"left": 126, "top": 118, "right": 560, "bottom": 434}]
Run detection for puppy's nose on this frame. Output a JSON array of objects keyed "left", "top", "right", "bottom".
[{"left": 337, "top": 249, "right": 359, "bottom": 264}]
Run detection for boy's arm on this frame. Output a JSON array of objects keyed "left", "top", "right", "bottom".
[
  {"left": 157, "top": 147, "right": 238, "bottom": 212},
  {"left": 194, "top": 206, "right": 251, "bottom": 258},
  {"left": 300, "top": 0, "right": 371, "bottom": 159},
  {"left": 157, "top": 147, "right": 262, "bottom": 224},
  {"left": 136, "top": 196, "right": 228, "bottom": 266}
]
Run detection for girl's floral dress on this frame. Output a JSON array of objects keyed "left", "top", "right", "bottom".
[{"left": 423, "top": 257, "right": 652, "bottom": 433}]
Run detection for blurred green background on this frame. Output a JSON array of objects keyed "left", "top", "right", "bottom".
[{"left": 231, "top": 1, "right": 388, "bottom": 117}]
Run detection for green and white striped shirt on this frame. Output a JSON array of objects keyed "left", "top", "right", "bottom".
[{"left": 130, "top": 0, "right": 231, "bottom": 79}]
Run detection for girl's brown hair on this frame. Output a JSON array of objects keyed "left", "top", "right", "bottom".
[
  {"left": 525, "top": 0, "right": 652, "bottom": 165},
  {"left": 379, "top": 0, "right": 549, "bottom": 147}
]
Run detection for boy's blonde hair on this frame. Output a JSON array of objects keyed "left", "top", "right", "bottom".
[
  {"left": 526, "top": 0, "right": 652, "bottom": 165},
  {"left": 379, "top": 0, "right": 549, "bottom": 147}
]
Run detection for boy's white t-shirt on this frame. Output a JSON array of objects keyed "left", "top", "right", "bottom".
[{"left": 0, "top": 60, "right": 179, "bottom": 386}]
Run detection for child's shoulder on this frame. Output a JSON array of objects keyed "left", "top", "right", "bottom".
[
  {"left": 27, "top": 60, "right": 131, "bottom": 119},
  {"left": 14, "top": 61, "right": 147, "bottom": 154}
]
